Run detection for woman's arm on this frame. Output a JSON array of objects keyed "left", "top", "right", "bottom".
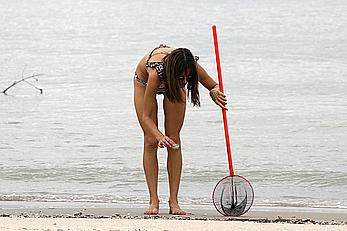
[
  {"left": 197, "top": 63, "right": 227, "bottom": 109},
  {"left": 197, "top": 63, "right": 218, "bottom": 90},
  {"left": 142, "top": 68, "right": 176, "bottom": 148}
]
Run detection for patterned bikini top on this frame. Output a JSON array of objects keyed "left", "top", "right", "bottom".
[
  {"left": 145, "top": 44, "right": 171, "bottom": 83},
  {"left": 145, "top": 44, "right": 199, "bottom": 83}
]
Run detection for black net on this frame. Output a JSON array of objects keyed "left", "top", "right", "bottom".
[{"left": 212, "top": 175, "right": 254, "bottom": 216}]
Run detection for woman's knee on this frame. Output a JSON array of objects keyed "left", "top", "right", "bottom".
[
  {"left": 166, "top": 133, "right": 180, "bottom": 144},
  {"left": 144, "top": 135, "right": 158, "bottom": 149}
]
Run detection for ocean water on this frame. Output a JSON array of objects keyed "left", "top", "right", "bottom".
[{"left": 0, "top": 0, "right": 347, "bottom": 211}]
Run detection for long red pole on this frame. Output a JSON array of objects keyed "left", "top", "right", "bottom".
[{"left": 212, "top": 25, "right": 234, "bottom": 176}]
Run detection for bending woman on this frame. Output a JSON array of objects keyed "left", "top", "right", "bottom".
[{"left": 133, "top": 44, "right": 227, "bottom": 215}]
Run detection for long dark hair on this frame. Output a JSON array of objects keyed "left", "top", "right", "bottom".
[{"left": 163, "top": 48, "right": 200, "bottom": 106}]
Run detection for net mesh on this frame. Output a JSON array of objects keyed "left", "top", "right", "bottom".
[{"left": 213, "top": 175, "right": 254, "bottom": 216}]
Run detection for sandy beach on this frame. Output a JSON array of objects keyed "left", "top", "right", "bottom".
[
  {"left": 1, "top": 0, "right": 347, "bottom": 230},
  {"left": 1, "top": 207, "right": 346, "bottom": 230}
]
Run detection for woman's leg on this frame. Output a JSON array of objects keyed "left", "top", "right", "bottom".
[
  {"left": 134, "top": 80, "right": 160, "bottom": 214},
  {"left": 163, "top": 89, "right": 187, "bottom": 215}
]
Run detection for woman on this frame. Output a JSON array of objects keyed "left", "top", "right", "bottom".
[{"left": 133, "top": 44, "right": 227, "bottom": 215}]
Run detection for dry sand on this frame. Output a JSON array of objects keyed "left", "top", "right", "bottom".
[{"left": 1, "top": 217, "right": 347, "bottom": 231}]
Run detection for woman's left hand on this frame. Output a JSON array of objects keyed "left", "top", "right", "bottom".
[
  {"left": 210, "top": 86, "right": 227, "bottom": 110},
  {"left": 158, "top": 135, "right": 177, "bottom": 149}
]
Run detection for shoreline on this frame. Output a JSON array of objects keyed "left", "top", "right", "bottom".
[{"left": 2, "top": 200, "right": 347, "bottom": 212}]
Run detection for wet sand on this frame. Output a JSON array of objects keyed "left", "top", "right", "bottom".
[{"left": 1, "top": 207, "right": 346, "bottom": 230}]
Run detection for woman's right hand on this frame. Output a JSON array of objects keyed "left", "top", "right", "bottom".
[
  {"left": 210, "top": 85, "right": 228, "bottom": 110},
  {"left": 158, "top": 135, "right": 177, "bottom": 148}
]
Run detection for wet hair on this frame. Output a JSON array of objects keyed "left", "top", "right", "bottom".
[{"left": 163, "top": 48, "right": 200, "bottom": 107}]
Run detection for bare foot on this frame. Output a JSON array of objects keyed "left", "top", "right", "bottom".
[
  {"left": 144, "top": 203, "right": 159, "bottom": 215},
  {"left": 169, "top": 204, "right": 186, "bottom": 215}
]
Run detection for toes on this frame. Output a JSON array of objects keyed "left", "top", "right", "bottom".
[
  {"left": 144, "top": 207, "right": 159, "bottom": 215},
  {"left": 170, "top": 208, "right": 186, "bottom": 215}
]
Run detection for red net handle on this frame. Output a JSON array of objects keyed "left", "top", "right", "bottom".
[{"left": 212, "top": 25, "right": 234, "bottom": 176}]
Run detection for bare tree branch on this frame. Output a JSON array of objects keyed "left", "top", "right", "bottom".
[
  {"left": 2, "top": 66, "right": 44, "bottom": 95},
  {"left": 23, "top": 77, "right": 43, "bottom": 94}
]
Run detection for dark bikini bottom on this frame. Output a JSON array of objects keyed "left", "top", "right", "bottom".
[{"left": 134, "top": 73, "right": 165, "bottom": 95}]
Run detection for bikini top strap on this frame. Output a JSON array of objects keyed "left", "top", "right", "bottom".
[{"left": 146, "top": 44, "right": 170, "bottom": 64}]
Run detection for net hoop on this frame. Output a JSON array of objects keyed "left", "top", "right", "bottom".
[{"left": 212, "top": 174, "right": 254, "bottom": 216}]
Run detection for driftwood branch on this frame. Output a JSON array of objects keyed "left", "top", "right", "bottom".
[{"left": 2, "top": 66, "right": 44, "bottom": 95}]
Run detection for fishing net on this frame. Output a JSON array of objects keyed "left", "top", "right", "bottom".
[{"left": 212, "top": 175, "right": 254, "bottom": 216}]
